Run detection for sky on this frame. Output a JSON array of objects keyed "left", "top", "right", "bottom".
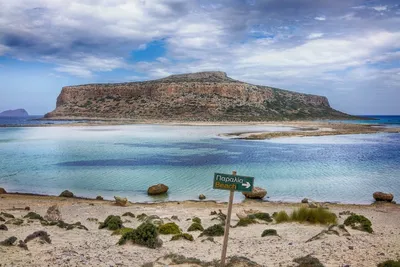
[{"left": 0, "top": 0, "right": 399, "bottom": 115}]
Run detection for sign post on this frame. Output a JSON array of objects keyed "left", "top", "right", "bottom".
[{"left": 213, "top": 171, "right": 254, "bottom": 266}]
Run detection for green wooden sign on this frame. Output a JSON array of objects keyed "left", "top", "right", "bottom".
[{"left": 213, "top": 173, "right": 254, "bottom": 192}]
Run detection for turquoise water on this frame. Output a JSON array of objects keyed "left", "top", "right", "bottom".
[{"left": 0, "top": 125, "right": 399, "bottom": 204}]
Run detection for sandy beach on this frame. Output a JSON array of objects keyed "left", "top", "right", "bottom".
[{"left": 1, "top": 193, "right": 399, "bottom": 267}]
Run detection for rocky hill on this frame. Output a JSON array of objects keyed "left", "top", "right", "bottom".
[
  {"left": 0, "top": 109, "right": 29, "bottom": 117},
  {"left": 45, "top": 71, "right": 353, "bottom": 121}
]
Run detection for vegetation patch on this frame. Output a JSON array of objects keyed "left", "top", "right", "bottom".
[
  {"left": 23, "top": 212, "right": 44, "bottom": 221},
  {"left": 248, "top": 213, "right": 273, "bottom": 222},
  {"left": 24, "top": 230, "right": 51, "bottom": 244},
  {"left": 293, "top": 255, "right": 324, "bottom": 267},
  {"left": 118, "top": 222, "right": 162, "bottom": 248},
  {"left": 290, "top": 207, "right": 337, "bottom": 225},
  {"left": 200, "top": 224, "right": 224, "bottom": 237},
  {"left": 99, "top": 215, "right": 123, "bottom": 231},
  {"left": 6, "top": 218, "right": 23, "bottom": 225},
  {"left": 137, "top": 213, "right": 148, "bottom": 221},
  {"left": 188, "top": 222, "right": 204, "bottom": 232},
  {"left": 192, "top": 217, "right": 202, "bottom": 224},
  {"left": 0, "top": 236, "right": 17, "bottom": 246},
  {"left": 377, "top": 260, "right": 400, "bottom": 267},
  {"left": 171, "top": 233, "right": 194, "bottom": 241},
  {"left": 158, "top": 222, "right": 181, "bottom": 235},
  {"left": 236, "top": 217, "right": 257, "bottom": 227},
  {"left": 273, "top": 211, "right": 290, "bottom": 223},
  {"left": 122, "top": 212, "right": 135, "bottom": 218},
  {"left": 344, "top": 214, "right": 373, "bottom": 233},
  {"left": 261, "top": 229, "right": 278, "bottom": 237},
  {"left": 0, "top": 212, "right": 14, "bottom": 219},
  {"left": 112, "top": 227, "right": 134, "bottom": 236}
]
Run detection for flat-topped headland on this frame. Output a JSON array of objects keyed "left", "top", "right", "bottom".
[{"left": 44, "top": 71, "right": 355, "bottom": 121}]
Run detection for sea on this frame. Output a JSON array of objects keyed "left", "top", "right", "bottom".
[{"left": 0, "top": 115, "right": 399, "bottom": 204}]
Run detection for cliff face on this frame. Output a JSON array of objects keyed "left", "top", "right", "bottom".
[
  {"left": 0, "top": 109, "right": 29, "bottom": 117},
  {"left": 45, "top": 71, "right": 352, "bottom": 121}
]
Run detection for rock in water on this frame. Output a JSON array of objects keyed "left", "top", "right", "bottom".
[
  {"left": 114, "top": 196, "right": 128, "bottom": 206},
  {"left": 148, "top": 184, "right": 169, "bottom": 195},
  {"left": 44, "top": 205, "right": 62, "bottom": 222},
  {"left": 0, "top": 187, "right": 6, "bottom": 194},
  {"left": 0, "top": 109, "right": 29, "bottom": 117},
  {"left": 242, "top": 187, "right": 267, "bottom": 199},
  {"left": 199, "top": 194, "right": 206, "bottom": 200},
  {"left": 373, "top": 192, "right": 394, "bottom": 202},
  {"left": 59, "top": 190, "right": 74, "bottom": 197}
]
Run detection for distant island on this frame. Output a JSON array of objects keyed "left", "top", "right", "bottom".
[
  {"left": 45, "top": 71, "right": 355, "bottom": 121},
  {"left": 0, "top": 109, "right": 29, "bottom": 117}
]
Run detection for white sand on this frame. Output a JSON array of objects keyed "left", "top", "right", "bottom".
[{"left": 0, "top": 194, "right": 399, "bottom": 267}]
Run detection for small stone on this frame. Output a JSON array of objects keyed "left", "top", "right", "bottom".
[
  {"left": 373, "top": 192, "right": 394, "bottom": 202},
  {"left": 59, "top": 190, "right": 74, "bottom": 198},
  {"left": 114, "top": 196, "right": 128, "bottom": 206},
  {"left": 147, "top": 184, "right": 169, "bottom": 195},
  {"left": 348, "top": 246, "right": 354, "bottom": 250},
  {"left": 18, "top": 240, "right": 28, "bottom": 250},
  {"left": 288, "top": 242, "right": 293, "bottom": 245},
  {"left": 301, "top": 198, "right": 309, "bottom": 203},
  {"left": 24, "top": 207, "right": 30, "bottom": 211},
  {"left": 199, "top": 194, "right": 206, "bottom": 200}
]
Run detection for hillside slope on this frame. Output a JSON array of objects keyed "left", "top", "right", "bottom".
[{"left": 45, "top": 71, "right": 353, "bottom": 121}]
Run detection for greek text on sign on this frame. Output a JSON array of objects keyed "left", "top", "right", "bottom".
[{"left": 213, "top": 173, "right": 254, "bottom": 192}]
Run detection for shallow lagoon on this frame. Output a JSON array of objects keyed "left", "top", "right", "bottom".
[{"left": 0, "top": 125, "right": 399, "bottom": 203}]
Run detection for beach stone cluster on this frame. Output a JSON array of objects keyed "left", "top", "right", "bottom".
[
  {"left": 147, "top": 184, "right": 169, "bottom": 195},
  {"left": 242, "top": 187, "right": 267, "bottom": 199}
]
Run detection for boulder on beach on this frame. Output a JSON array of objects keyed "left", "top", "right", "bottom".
[
  {"left": 373, "top": 192, "right": 394, "bottom": 202},
  {"left": 96, "top": 196, "right": 104, "bottom": 200},
  {"left": 199, "top": 194, "right": 206, "bottom": 200},
  {"left": 59, "top": 190, "right": 74, "bottom": 198},
  {"left": 147, "top": 184, "right": 169, "bottom": 195},
  {"left": 242, "top": 187, "right": 267, "bottom": 199},
  {"left": 44, "top": 205, "right": 62, "bottom": 222},
  {"left": 0, "top": 188, "right": 6, "bottom": 194},
  {"left": 114, "top": 196, "right": 128, "bottom": 206}
]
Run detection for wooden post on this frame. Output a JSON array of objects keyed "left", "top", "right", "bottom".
[{"left": 220, "top": 170, "right": 236, "bottom": 267}]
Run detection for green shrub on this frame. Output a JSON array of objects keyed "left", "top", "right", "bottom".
[
  {"left": 377, "top": 260, "right": 400, "bottom": 267},
  {"left": 24, "top": 212, "right": 44, "bottom": 221},
  {"left": 236, "top": 217, "right": 257, "bottom": 227},
  {"left": 99, "top": 215, "right": 123, "bottom": 230},
  {"left": 261, "top": 229, "right": 278, "bottom": 237},
  {"left": 192, "top": 217, "right": 201, "bottom": 224},
  {"left": 290, "top": 207, "right": 337, "bottom": 225},
  {"left": 187, "top": 222, "right": 204, "bottom": 232},
  {"left": 274, "top": 211, "right": 290, "bottom": 223},
  {"left": 344, "top": 214, "right": 373, "bottom": 233},
  {"left": 200, "top": 224, "right": 224, "bottom": 237},
  {"left": 171, "top": 233, "right": 194, "bottom": 241},
  {"left": 112, "top": 227, "right": 134, "bottom": 236},
  {"left": 158, "top": 222, "right": 181, "bottom": 235},
  {"left": 137, "top": 213, "right": 148, "bottom": 221},
  {"left": 122, "top": 212, "right": 135, "bottom": 218},
  {"left": 249, "top": 213, "right": 273, "bottom": 222},
  {"left": 118, "top": 222, "right": 162, "bottom": 248}
]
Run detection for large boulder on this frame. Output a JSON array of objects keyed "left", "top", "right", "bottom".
[
  {"left": 373, "top": 192, "right": 394, "bottom": 202},
  {"left": 147, "top": 184, "right": 169, "bottom": 195},
  {"left": 114, "top": 196, "right": 128, "bottom": 206},
  {"left": 0, "top": 188, "right": 6, "bottom": 194},
  {"left": 59, "top": 190, "right": 74, "bottom": 198},
  {"left": 242, "top": 187, "right": 267, "bottom": 199}
]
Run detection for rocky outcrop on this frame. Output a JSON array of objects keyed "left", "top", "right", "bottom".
[
  {"left": 45, "top": 71, "right": 353, "bottom": 121},
  {"left": 242, "top": 187, "right": 267, "bottom": 199},
  {"left": 373, "top": 192, "right": 394, "bottom": 202},
  {"left": 59, "top": 190, "right": 74, "bottom": 198},
  {"left": 0, "top": 188, "right": 6, "bottom": 194},
  {"left": 0, "top": 109, "right": 29, "bottom": 117},
  {"left": 147, "top": 184, "right": 169, "bottom": 195}
]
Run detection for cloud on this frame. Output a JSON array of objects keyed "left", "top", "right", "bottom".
[
  {"left": 307, "top": 33, "right": 324, "bottom": 39},
  {"left": 372, "top": 6, "right": 387, "bottom": 11},
  {"left": 315, "top": 16, "right": 326, "bottom": 21}
]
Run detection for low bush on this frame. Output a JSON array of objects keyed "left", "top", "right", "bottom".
[
  {"left": 290, "top": 207, "right": 337, "bottom": 225},
  {"left": 200, "top": 224, "right": 224, "bottom": 237},
  {"left": 137, "top": 213, "right": 148, "bottom": 221},
  {"left": 158, "top": 222, "right": 181, "bottom": 235},
  {"left": 0, "top": 212, "right": 14, "bottom": 219},
  {"left": 261, "top": 229, "right": 278, "bottom": 237},
  {"left": 24, "top": 212, "right": 44, "bottom": 221},
  {"left": 187, "top": 222, "right": 204, "bottom": 232},
  {"left": 99, "top": 215, "right": 123, "bottom": 230},
  {"left": 122, "top": 212, "right": 135, "bottom": 218},
  {"left": 112, "top": 227, "right": 134, "bottom": 236},
  {"left": 344, "top": 214, "right": 373, "bottom": 233},
  {"left": 192, "top": 217, "right": 201, "bottom": 224},
  {"left": 248, "top": 212, "right": 273, "bottom": 222},
  {"left": 377, "top": 260, "right": 400, "bottom": 267},
  {"left": 274, "top": 211, "right": 290, "bottom": 223},
  {"left": 236, "top": 217, "right": 257, "bottom": 227},
  {"left": 118, "top": 222, "right": 162, "bottom": 248},
  {"left": 171, "top": 233, "right": 194, "bottom": 241}
]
